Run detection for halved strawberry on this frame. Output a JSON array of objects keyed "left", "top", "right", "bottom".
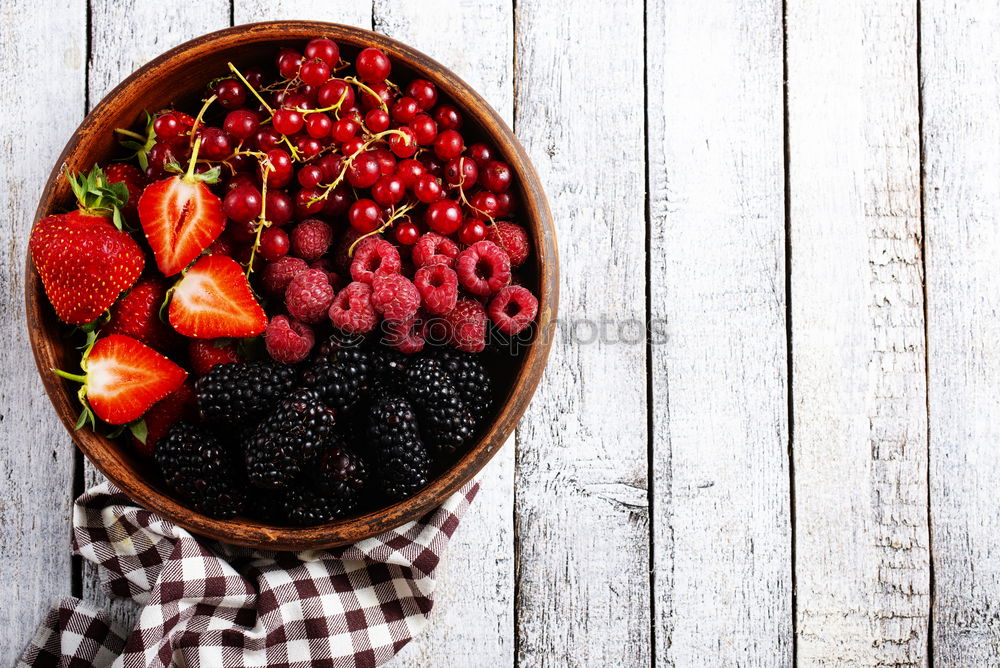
[
  {"left": 131, "top": 381, "right": 196, "bottom": 457},
  {"left": 107, "top": 278, "right": 180, "bottom": 353},
  {"left": 54, "top": 334, "right": 187, "bottom": 426},
  {"left": 137, "top": 144, "right": 225, "bottom": 276},
  {"left": 30, "top": 166, "right": 144, "bottom": 325},
  {"left": 168, "top": 255, "right": 267, "bottom": 338}
]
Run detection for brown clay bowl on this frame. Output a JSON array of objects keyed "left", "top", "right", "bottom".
[{"left": 25, "top": 21, "right": 557, "bottom": 550}]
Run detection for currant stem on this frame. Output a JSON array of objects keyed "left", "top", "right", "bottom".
[
  {"left": 308, "top": 128, "right": 411, "bottom": 206},
  {"left": 245, "top": 160, "right": 274, "bottom": 277},
  {"left": 228, "top": 62, "right": 274, "bottom": 115},
  {"left": 183, "top": 137, "right": 203, "bottom": 181},
  {"left": 114, "top": 128, "right": 146, "bottom": 141},
  {"left": 347, "top": 200, "right": 417, "bottom": 256},
  {"left": 189, "top": 94, "right": 218, "bottom": 147},
  {"left": 343, "top": 76, "right": 389, "bottom": 112}
]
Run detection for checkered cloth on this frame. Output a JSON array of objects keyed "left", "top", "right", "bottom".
[{"left": 19, "top": 479, "right": 478, "bottom": 667}]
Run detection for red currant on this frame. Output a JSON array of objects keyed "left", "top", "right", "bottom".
[
  {"left": 396, "top": 159, "right": 426, "bottom": 188},
  {"left": 199, "top": 127, "right": 233, "bottom": 160},
  {"left": 444, "top": 156, "right": 478, "bottom": 188},
  {"left": 434, "top": 129, "right": 464, "bottom": 160},
  {"left": 305, "top": 38, "right": 340, "bottom": 66},
  {"left": 294, "top": 135, "right": 323, "bottom": 159},
  {"left": 331, "top": 117, "right": 359, "bottom": 143},
  {"left": 215, "top": 79, "right": 246, "bottom": 109},
  {"left": 322, "top": 185, "right": 351, "bottom": 217},
  {"left": 347, "top": 152, "right": 381, "bottom": 188},
  {"left": 223, "top": 109, "right": 259, "bottom": 140},
  {"left": 284, "top": 91, "right": 313, "bottom": 110},
  {"left": 227, "top": 172, "right": 258, "bottom": 191},
  {"left": 480, "top": 160, "right": 513, "bottom": 193},
  {"left": 153, "top": 112, "right": 184, "bottom": 139},
  {"left": 300, "top": 59, "right": 331, "bottom": 87},
  {"left": 317, "top": 154, "right": 344, "bottom": 182},
  {"left": 494, "top": 191, "right": 515, "bottom": 217},
  {"left": 259, "top": 227, "right": 289, "bottom": 261},
  {"left": 265, "top": 189, "right": 294, "bottom": 226},
  {"left": 389, "top": 127, "right": 418, "bottom": 158},
  {"left": 348, "top": 198, "right": 382, "bottom": 232},
  {"left": 294, "top": 188, "right": 325, "bottom": 217},
  {"left": 356, "top": 47, "right": 391, "bottom": 83},
  {"left": 458, "top": 218, "right": 487, "bottom": 245},
  {"left": 318, "top": 79, "right": 355, "bottom": 108},
  {"left": 413, "top": 174, "right": 444, "bottom": 203},
  {"left": 371, "top": 175, "right": 405, "bottom": 206},
  {"left": 359, "top": 81, "right": 393, "bottom": 111},
  {"left": 272, "top": 107, "right": 304, "bottom": 135},
  {"left": 470, "top": 191, "right": 500, "bottom": 220},
  {"left": 264, "top": 149, "right": 293, "bottom": 187},
  {"left": 277, "top": 48, "right": 303, "bottom": 79},
  {"left": 425, "top": 199, "right": 463, "bottom": 235},
  {"left": 467, "top": 142, "right": 493, "bottom": 167},
  {"left": 305, "top": 113, "right": 332, "bottom": 139},
  {"left": 409, "top": 114, "right": 438, "bottom": 145},
  {"left": 342, "top": 137, "right": 365, "bottom": 156},
  {"left": 244, "top": 67, "right": 265, "bottom": 89},
  {"left": 223, "top": 185, "right": 262, "bottom": 223},
  {"left": 406, "top": 79, "right": 438, "bottom": 110},
  {"left": 395, "top": 220, "right": 420, "bottom": 245},
  {"left": 365, "top": 108, "right": 390, "bottom": 133},
  {"left": 369, "top": 148, "right": 397, "bottom": 176},
  {"left": 419, "top": 154, "right": 445, "bottom": 177},
  {"left": 298, "top": 164, "right": 325, "bottom": 188},
  {"left": 253, "top": 127, "right": 281, "bottom": 152},
  {"left": 391, "top": 96, "right": 420, "bottom": 124},
  {"left": 433, "top": 104, "right": 463, "bottom": 131}
]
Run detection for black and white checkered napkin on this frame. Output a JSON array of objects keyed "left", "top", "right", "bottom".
[{"left": 19, "top": 479, "right": 478, "bottom": 667}]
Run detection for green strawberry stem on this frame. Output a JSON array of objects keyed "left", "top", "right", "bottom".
[
  {"left": 65, "top": 165, "right": 129, "bottom": 227},
  {"left": 51, "top": 369, "right": 86, "bottom": 383},
  {"left": 51, "top": 332, "right": 99, "bottom": 430}
]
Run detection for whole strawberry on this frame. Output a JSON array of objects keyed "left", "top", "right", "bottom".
[
  {"left": 104, "top": 163, "right": 147, "bottom": 226},
  {"left": 29, "top": 166, "right": 144, "bottom": 325},
  {"left": 107, "top": 278, "right": 180, "bottom": 353}
]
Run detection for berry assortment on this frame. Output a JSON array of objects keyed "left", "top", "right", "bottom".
[{"left": 31, "top": 37, "right": 540, "bottom": 525}]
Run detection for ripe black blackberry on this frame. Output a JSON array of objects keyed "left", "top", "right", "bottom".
[
  {"left": 403, "top": 357, "right": 454, "bottom": 407},
  {"left": 284, "top": 446, "right": 368, "bottom": 525},
  {"left": 369, "top": 344, "right": 412, "bottom": 394},
  {"left": 421, "top": 393, "right": 477, "bottom": 454},
  {"left": 245, "top": 388, "right": 336, "bottom": 490},
  {"left": 301, "top": 344, "right": 371, "bottom": 415},
  {"left": 430, "top": 347, "right": 494, "bottom": 418},
  {"left": 367, "top": 396, "right": 431, "bottom": 501},
  {"left": 195, "top": 362, "right": 297, "bottom": 426},
  {"left": 154, "top": 421, "right": 245, "bottom": 518}
]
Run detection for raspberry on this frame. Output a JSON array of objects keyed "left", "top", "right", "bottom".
[
  {"left": 444, "top": 298, "right": 488, "bottom": 353},
  {"left": 487, "top": 222, "right": 530, "bottom": 267},
  {"left": 188, "top": 339, "right": 241, "bottom": 376},
  {"left": 372, "top": 274, "right": 421, "bottom": 322},
  {"left": 328, "top": 281, "right": 379, "bottom": 334},
  {"left": 350, "top": 238, "right": 401, "bottom": 284},
  {"left": 310, "top": 258, "right": 345, "bottom": 291},
  {"left": 332, "top": 229, "right": 382, "bottom": 272},
  {"left": 383, "top": 312, "right": 426, "bottom": 354},
  {"left": 290, "top": 218, "right": 333, "bottom": 261},
  {"left": 455, "top": 240, "right": 511, "bottom": 296},
  {"left": 413, "top": 264, "right": 458, "bottom": 315},
  {"left": 488, "top": 285, "right": 538, "bottom": 335},
  {"left": 412, "top": 232, "right": 459, "bottom": 268},
  {"left": 264, "top": 315, "right": 316, "bottom": 364},
  {"left": 261, "top": 256, "right": 309, "bottom": 296},
  {"left": 286, "top": 269, "right": 336, "bottom": 324}
]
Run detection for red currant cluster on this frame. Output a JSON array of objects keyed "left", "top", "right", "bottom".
[{"left": 122, "top": 38, "right": 537, "bottom": 362}]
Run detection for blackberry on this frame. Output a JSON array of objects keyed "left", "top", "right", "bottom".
[
  {"left": 369, "top": 344, "right": 412, "bottom": 394},
  {"left": 430, "top": 347, "right": 494, "bottom": 418},
  {"left": 245, "top": 388, "right": 336, "bottom": 490},
  {"left": 421, "top": 394, "right": 477, "bottom": 454},
  {"left": 154, "top": 421, "right": 245, "bottom": 518},
  {"left": 403, "top": 357, "right": 454, "bottom": 407},
  {"left": 301, "top": 345, "right": 371, "bottom": 414},
  {"left": 367, "top": 396, "right": 431, "bottom": 501},
  {"left": 284, "top": 446, "right": 368, "bottom": 525},
  {"left": 195, "top": 362, "right": 297, "bottom": 426}
]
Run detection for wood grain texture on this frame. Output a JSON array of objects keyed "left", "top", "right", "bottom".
[
  {"left": 371, "top": 1, "right": 515, "bottom": 665},
  {"left": 922, "top": 0, "right": 1000, "bottom": 662},
  {"left": 233, "top": 0, "right": 372, "bottom": 27},
  {"left": 647, "top": 0, "right": 792, "bottom": 664},
  {"left": 787, "top": 1, "right": 930, "bottom": 665},
  {"left": 0, "top": 0, "right": 85, "bottom": 659},
  {"left": 513, "top": 0, "right": 649, "bottom": 665},
  {"left": 81, "top": 0, "right": 231, "bottom": 632}
]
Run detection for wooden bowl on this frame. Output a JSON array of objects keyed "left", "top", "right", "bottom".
[{"left": 25, "top": 21, "right": 557, "bottom": 550}]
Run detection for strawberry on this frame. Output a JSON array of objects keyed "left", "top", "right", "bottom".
[
  {"left": 137, "top": 140, "right": 225, "bottom": 276},
  {"left": 130, "top": 381, "right": 196, "bottom": 457},
  {"left": 104, "top": 163, "right": 146, "bottom": 226},
  {"left": 53, "top": 334, "right": 187, "bottom": 426},
  {"left": 168, "top": 255, "right": 267, "bottom": 338},
  {"left": 29, "top": 166, "right": 144, "bottom": 325},
  {"left": 107, "top": 278, "right": 180, "bottom": 353},
  {"left": 188, "top": 338, "right": 241, "bottom": 376}
]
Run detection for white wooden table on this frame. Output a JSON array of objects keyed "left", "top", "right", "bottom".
[{"left": 1, "top": 1, "right": 998, "bottom": 665}]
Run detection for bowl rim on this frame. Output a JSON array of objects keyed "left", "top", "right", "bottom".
[{"left": 24, "top": 20, "right": 558, "bottom": 550}]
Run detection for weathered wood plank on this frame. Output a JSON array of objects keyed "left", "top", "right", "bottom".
[
  {"left": 922, "top": 0, "right": 1000, "bottom": 662},
  {"left": 513, "top": 0, "right": 650, "bottom": 665},
  {"left": 786, "top": 1, "right": 929, "bottom": 664},
  {"left": 0, "top": 0, "right": 86, "bottom": 659},
  {"left": 81, "top": 0, "right": 232, "bottom": 632},
  {"left": 233, "top": 0, "right": 372, "bottom": 27},
  {"left": 647, "top": 0, "right": 791, "bottom": 664},
  {"left": 371, "top": 1, "right": 515, "bottom": 665}
]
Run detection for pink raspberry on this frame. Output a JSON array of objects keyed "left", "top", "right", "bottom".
[
  {"left": 328, "top": 281, "right": 379, "bottom": 334},
  {"left": 413, "top": 264, "right": 458, "bottom": 315},
  {"left": 444, "top": 298, "right": 488, "bottom": 353},
  {"left": 455, "top": 240, "right": 512, "bottom": 296},
  {"left": 372, "top": 273, "right": 421, "bottom": 322},
  {"left": 261, "top": 256, "right": 310, "bottom": 296},
  {"left": 412, "top": 232, "right": 459, "bottom": 268},
  {"left": 290, "top": 218, "right": 333, "bottom": 261},
  {"left": 383, "top": 312, "right": 426, "bottom": 354},
  {"left": 487, "top": 221, "right": 530, "bottom": 267},
  {"left": 310, "top": 258, "right": 345, "bottom": 291},
  {"left": 333, "top": 228, "right": 383, "bottom": 271},
  {"left": 350, "top": 238, "right": 401, "bottom": 284},
  {"left": 264, "top": 315, "right": 315, "bottom": 364},
  {"left": 488, "top": 285, "right": 538, "bottom": 335},
  {"left": 285, "top": 269, "right": 336, "bottom": 324}
]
